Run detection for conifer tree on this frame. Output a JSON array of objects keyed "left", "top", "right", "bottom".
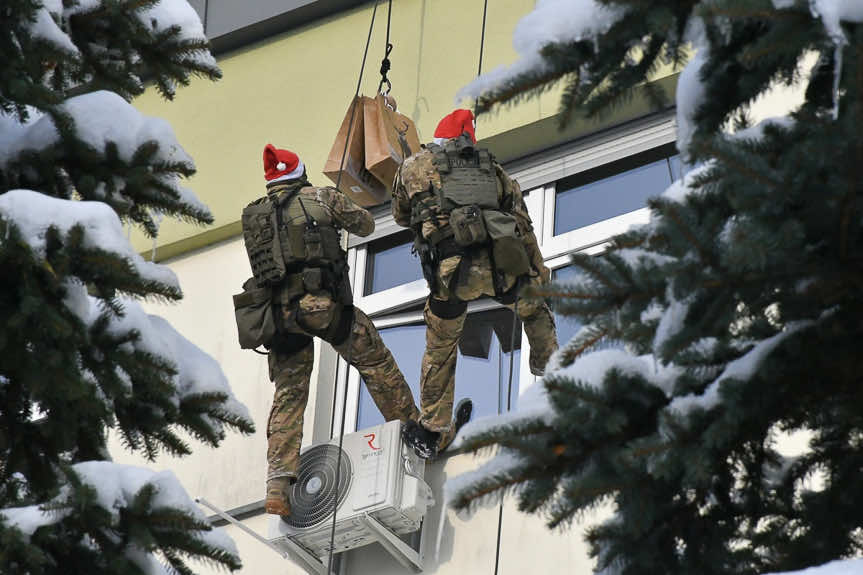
[
  {"left": 0, "top": 1, "right": 254, "bottom": 573},
  {"left": 450, "top": 2, "right": 863, "bottom": 574}
]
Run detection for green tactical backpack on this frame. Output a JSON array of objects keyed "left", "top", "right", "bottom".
[
  {"left": 241, "top": 187, "right": 344, "bottom": 287},
  {"left": 427, "top": 137, "right": 531, "bottom": 277}
]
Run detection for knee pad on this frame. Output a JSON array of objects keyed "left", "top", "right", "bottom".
[{"left": 427, "top": 296, "right": 467, "bottom": 320}]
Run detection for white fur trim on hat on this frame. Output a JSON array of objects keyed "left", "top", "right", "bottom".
[
  {"left": 267, "top": 160, "right": 305, "bottom": 184},
  {"left": 433, "top": 137, "right": 447, "bottom": 145}
]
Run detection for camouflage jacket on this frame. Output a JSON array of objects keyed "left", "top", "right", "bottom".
[
  {"left": 266, "top": 177, "right": 375, "bottom": 238},
  {"left": 392, "top": 144, "right": 547, "bottom": 284}
]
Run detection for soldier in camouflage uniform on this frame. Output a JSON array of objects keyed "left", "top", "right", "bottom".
[
  {"left": 392, "top": 110, "right": 558, "bottom": 457},
  {"left": 239, "top": 145, "right": 419, "bottom": 516}
]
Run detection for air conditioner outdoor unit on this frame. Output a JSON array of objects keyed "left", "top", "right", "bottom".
[{"left": 268, "top": 420, "right": 434, "bottom": 574}]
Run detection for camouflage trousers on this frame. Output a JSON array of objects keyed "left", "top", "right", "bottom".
[
  {"left": 420, "top": 273, "right": 558, "bottom": 433},
  {"left": 266, "top": 293, "right": 419, "bottom": 481}
]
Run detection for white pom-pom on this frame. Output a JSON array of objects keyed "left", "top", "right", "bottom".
[{"left": 276, "top": 162, "right": 286, "bottom": 171}]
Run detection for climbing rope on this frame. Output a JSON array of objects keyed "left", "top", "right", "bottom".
[
  {"left": 470, "top": 3, "right": 526, "bottom": 574},
  {"left": 377, "top": 0, "right": 394, "bottom": 95},
  {"left": 474, "top": 0, "right": 489, "bottom": 118},
  {"left": 326, "top": 1, "right": 381, "bottom": 572}
]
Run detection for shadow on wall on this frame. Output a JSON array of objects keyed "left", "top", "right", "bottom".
[
  {"left": 339, "top": 451, "right": 507, "bottom": 574},
  {"left": 421, "top": 457, "right": 457, "bottom": 569}
]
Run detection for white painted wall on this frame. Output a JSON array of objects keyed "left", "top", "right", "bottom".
[
  {"left": 105, "top": 235, "right": 603, "bottom": 575},
  {"left": 107, "top": 61, "right": 821, "bottom": 573},
  {"left": 107, "top": 237, "right": 325, "bottom": 511}
]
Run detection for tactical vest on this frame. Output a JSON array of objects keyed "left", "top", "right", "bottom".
[
  {"left": 408, "top": 136, "right": 531, "bottom": 285},
  {"left": 241, "top": 182, "right": 345, "bottom": 287}
]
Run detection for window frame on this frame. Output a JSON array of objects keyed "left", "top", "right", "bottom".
[{"left": 330, "top": 112, "right": 677, "bottom": 437}]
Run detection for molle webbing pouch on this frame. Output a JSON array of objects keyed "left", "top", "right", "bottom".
[
  {"left": 300, "top": 225, "right": 345, "bottom": 268},
  {"left": 449, "top": 204, "right": 488, "bottom": 247},
  {"left": 483, "top": 209, "right": 530, "bottom": 277},
  {"left": 232, "top": 278, "right": 276, "bottom": 350},
  {"left": 409, "top": 185, "right": 437, "bottom": 227},
  {"left": 433, "top": 145, "right": 499, "bottom": 210},
  {"left": 303, "top": 225, "right": 324, "bottom": 261},
  {"left": 301, "top": 268, "right": 323, "bottom": 292},
  {"left": 241, "top": 199, "right": 286, "bottom": 286},
  {"left": 283, "top": 193, "right": 344, "bottom": 268}
]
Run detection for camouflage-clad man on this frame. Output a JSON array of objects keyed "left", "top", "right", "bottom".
[
  {"left": 393, "top": 110, "right": 558, "bottom": 458},
  {"left": 237, "top": 144, "right": 419, "bottom": 516}
]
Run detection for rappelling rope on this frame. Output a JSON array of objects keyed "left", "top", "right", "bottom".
[
  {"left": 471, "top": 2, "right": 524, "bottom": 574},
  {"left": 474, "top": 0, "right": 489, "bottom": 118},
  {"left": 377, "top": 0, "right": 394, "bottom": 95},
  {"left": 326, "top": 1, "right": 382, "bottom": 572}
]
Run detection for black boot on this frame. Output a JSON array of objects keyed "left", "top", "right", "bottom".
[{"left": 402, "top": 420, "right": 441, "bottom": 459}]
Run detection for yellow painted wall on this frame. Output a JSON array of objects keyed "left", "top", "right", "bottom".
[
  {"left": 131, "top": 0, "right": 679, "bottom": 260},
  {"left": 133, "top": 0, "right": 543, "bottom": 255}
]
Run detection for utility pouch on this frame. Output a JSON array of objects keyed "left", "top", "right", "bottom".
[
  {"left": 303, "top": 225, "right": 324, "bottom": 261},
  {"left": 483, "top": 210, "right": 531, "bottom": 277},
  {"left": 232, "top": 278, "right": 276, "bottom": 350},
  {"left": 413, "top": 236, "right": 438, "bottom": 293},
  {"left": 449, "top": 204, "right": 488, "bottom": 247},
  {"left": 302, "top": 268, "right": 324, "bottom": 292}
]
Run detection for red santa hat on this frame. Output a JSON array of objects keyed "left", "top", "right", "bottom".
[
  {"left": 433, "top": 109, "right": 476, "bottom": 145},
  {"left": 263, "top": 144, "right": 305, "bottom": 183}
]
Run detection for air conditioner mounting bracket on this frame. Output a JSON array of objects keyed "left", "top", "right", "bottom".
[{"left": 361, "top": 513, "right": 423, "bottom": 572}]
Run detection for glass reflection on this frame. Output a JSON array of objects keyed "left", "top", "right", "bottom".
[
  {"left": 356, "top": 311, "right": 521, "bottom": 430},
  {"left": 365, "top": 240, "right": 423, "bottom": 295},
  {"left": 554, "top": 158, "right": 674, "bottom": 236},
  {"left": 552, "top": 265, "right": 584, "bottom": 347}
]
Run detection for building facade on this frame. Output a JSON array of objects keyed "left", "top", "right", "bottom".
[{"left": 112, "top": 1, "right": 706, "bottom": 573}]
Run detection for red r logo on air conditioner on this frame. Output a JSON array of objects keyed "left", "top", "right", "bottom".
[{"left": 364, "top": 433, "right": 381, "bottom": 450}]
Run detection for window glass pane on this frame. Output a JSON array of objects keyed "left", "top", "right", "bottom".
[
  {"left": 363, "top": 232, "right": 423, "bottom": 295},
  {"left": 356, "top": 310, "right": 521, "bottom": 430},
  {"left": 552, "top": 266, "right": 583, "bottom": 347},
  {"left": 668, "top": 154, "right": 684, "bottom": 181},
  {"left": 554, "top": 158, "right": 672, "bottom": 236}
]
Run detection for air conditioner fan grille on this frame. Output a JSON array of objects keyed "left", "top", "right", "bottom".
[{"left": 281, "top": 444, "right": 352, "bottom": 529}]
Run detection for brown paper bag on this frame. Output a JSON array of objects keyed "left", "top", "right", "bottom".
[
  {"left": 324, "top": 95, "right": 388, "bottom": 207},
  {"left": 364, "top": 93, "right": 421, "bottom": 193}
]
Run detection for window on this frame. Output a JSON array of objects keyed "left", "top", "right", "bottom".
[
  {"left": 335, "top": 113, "right": 678, "bottom": 435},
  {"left": 363, "top": 230, "right": 422, "bottom": 295},
  {"left": 356, "top": 309, "right": 521, "bottom": 430},
  {"left": 552, "top": 265, "right": 583, "bottom": 347},
  {"left": 553, "top": 145, "right": 679, "bottom": 236}
]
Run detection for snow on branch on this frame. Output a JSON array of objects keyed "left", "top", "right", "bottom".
[
  {"left": 764, "top": 558, "right": 863, "bottom": 575},
  {"left": 456, "top": 0, "right": 627, "bottom": 103},
  {"left": 66, "top": 291, "right": 251, "bottom": 429},
  {"left": 0, "top": 189, "right": 179, "bottom": 291},
  {"left": 135, "top": 0, "right": 217, "bottom": 71},
  {"left": 2, "top": 462, "right": 237, "bottom": 571},
  {"left": 446, "top": 350, "right": 681, "bottom": 512},
  {"left": 28, "top": 0, "right": 79, "bottom": 55},
  {"left": 64, "top": 0, "right": 215, "bottom": 71},
  {"left": 0, "top": 91, "right": 210, "bottom": 218},
  {"left": 666, "top": 320, "right": 813, "bottom": 416}
]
